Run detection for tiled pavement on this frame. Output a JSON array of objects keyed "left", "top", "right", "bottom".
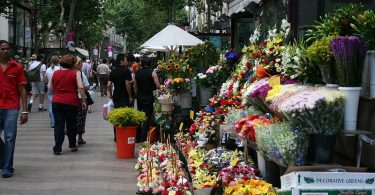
[{"left": 0, "top": 94, "right": 138, "bottom": 195}]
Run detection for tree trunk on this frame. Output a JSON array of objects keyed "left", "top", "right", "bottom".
[{"left": 64, "top": 0, "right": 77, "bottom": 45}]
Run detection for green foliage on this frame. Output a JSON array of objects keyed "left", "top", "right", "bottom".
[
  {"left": 107, "top": 107, "right": 147, "bottom": 127},
  {"left": 189, "top": 41, "right": 220, "bottom": 73},
  {"left": 306, "top": 4, "right": 364, "bottom": 41},
  {"left": 305, "top": 36, "right": 336, "bottom": 84},
  {"left": 351, "top": 10, "right": 375, "bottom": 49}
]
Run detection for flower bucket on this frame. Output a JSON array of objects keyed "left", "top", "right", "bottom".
[
  {"left": 160, "top": 103, "right": 174, "bottom": 112},
  {"left": 174, "top": 94, "right": 181, "bottom": 106},
  {"left": 257, "top": 152, "right": 267, "bottom": 178},
  {"left": 308, "top": 134, "right": 336, "bottom": 164},
  {"left": 115, "top": 126, "right": 137, "bottom": 159},
  {"left": 368, "top": 50, "right": 375, "bottom": 97},
  {"left": 194, "top": 187, "right": 212, "bottom": 195},
  {"left": 325, "top": 84, "right": 339, "bottom": 89},
  {"left": 199, "top": 88, "right": 215, "bottom": 106},
  {"left": 180, "top": 92, "right": 192, "bottom": 108},
  {"left": 338, "top": 87, "right": 361, "bottom": 131}
]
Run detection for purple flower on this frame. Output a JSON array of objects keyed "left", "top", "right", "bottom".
[
  {"left": 225, "top": 51, "right": 239, "bottom": 59},
  {"left": 251, "top": 84, "right": 272, "bottom": 99},
  {"left": 331, "top": 36, "right": 368, "bottom": 86}
]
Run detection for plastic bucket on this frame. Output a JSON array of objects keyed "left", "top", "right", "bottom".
[
  {"left": 199, "top": 88, "right": 215, "bottom": 106},
  {"left": 160, "top": 103, "right": 174, "bottom": 112},
  {"left": 115, "top": 126, "right": 137, "bottom": 159},
  {"left": 180, "top": 92, "right": 192, "bottom": 108},
  {"left": 338, "top": 87, "right": 361, "bottom": 131},
  {"left": 368, "top": 51, "right": 375, "bottom": 97}
]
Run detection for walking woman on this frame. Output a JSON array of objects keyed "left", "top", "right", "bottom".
[
  {"left": 49, "top": 55, "right": 87, "bottom": 155},
  {"left": 44, "top": 55, "right": 61, "bottom": 128},
  {"left": 75, "top": 57, "right": 89, "bottom": 145}
]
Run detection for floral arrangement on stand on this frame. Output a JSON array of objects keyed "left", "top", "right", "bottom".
[
  {"left": 196, "top": 64, "right": 230, "bottom": 89},
  {"left": 154, "top": 86, "right": 174, "bottom": 104},
  {"left": 160, "top": 54, "right": 194, "bottom": 93}
]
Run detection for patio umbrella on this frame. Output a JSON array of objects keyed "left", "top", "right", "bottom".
[{"left": 141, "top": 24, "right": 203, "bottom": 51}]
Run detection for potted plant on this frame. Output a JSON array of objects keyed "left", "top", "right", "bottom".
[
  {"left": 107, "top": 107, "right": 146, "bottom": 158},
  {"left": 154, "top": 86, "right": 174, "bottom": 112},
  {"left": 331, "top": 36, "right": 368, "bottom": 131}
]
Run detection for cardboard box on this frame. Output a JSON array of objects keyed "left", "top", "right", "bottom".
[
  {"left": 281, "top": 172, "right": 375, "bottom": 189},
  {"left": 277, "top": 188, "right": 375, "bottom": 195}
]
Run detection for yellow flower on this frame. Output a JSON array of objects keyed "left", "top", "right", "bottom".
[
  {"left": 168, "top": 60, "right": 174, "bottom": 65},
  {"left": 166, "top": 65, "right": 172, "bottom": 71},
  {"left": 275, "top": 36, "right": 283, "bottom": 44},
  {"left": 174, "top": 64, "right": 181, "bottom": 70}
]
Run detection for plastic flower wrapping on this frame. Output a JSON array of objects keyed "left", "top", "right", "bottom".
[
  {"left": 254, "top": 122, "right": 308, "bottom": 167},
  {"left": 234, "top": 115, "right": 270, "bottom": 142},
  {"left": 224, "top": 179, "right": 276, "bottom": 195}
]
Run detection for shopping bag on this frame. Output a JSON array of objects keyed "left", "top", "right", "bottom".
[{"left": 103, "top": 100, "right": 114, "bottom": 120}]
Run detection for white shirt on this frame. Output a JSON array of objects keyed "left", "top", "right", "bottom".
[
  {"left": 28, "top": 61, "right": 47, "bottom": 81},
  {"left": 82, "top": 62, "right": 91, "bottom": 76},
  {"left": 78, "top": 72, "right": 90, "bottom": 98},
  {"left": 45, "top": 65, "right": 61, "bottom": 85}
]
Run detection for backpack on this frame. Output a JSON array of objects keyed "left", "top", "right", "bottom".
[{"left": 28, "top": 63, "right": 42, "bottom": 82}]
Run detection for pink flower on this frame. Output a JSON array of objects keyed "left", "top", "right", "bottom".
[{"left": 185, "top": 78, "right": 190, "bottom": 82}]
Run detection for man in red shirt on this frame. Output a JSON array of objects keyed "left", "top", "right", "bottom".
[{"left": 0, "top": 40, "right": 28, "bottom": 178}]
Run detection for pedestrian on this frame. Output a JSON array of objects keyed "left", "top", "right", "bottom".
[
  {"left": 44, "top": 55, "right": 61, "bottom": 128},
  {"left": 107, "top": 53, "right": 134, "bottom": 142},
  {"left": 75, "top": 57, "right": 89, "bottom": 145},
  {"left": 27, "top": 54, "right": 36, "bottom": 68},
  {"left": 97, "top": 59, "right": 110, "bottom": 97},
  {"left": 134, "top": 57, "right": 160, "bottom": 143},
  {"left": 0, "top": 40, "right": 28, "bottom": 178},
  {"left": 27, "top": 54, "right": 47, "bottom": 112},
  {"left": 49, "top": 55, "right": 87, "bottom": 155}
]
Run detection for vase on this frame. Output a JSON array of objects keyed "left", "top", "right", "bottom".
[
  {"left": 256, "top": 152, "right": 267, "bottom": 177},
  {"left": 368, "top": 50, "right": 375, "bottom": 97},
  {"left": 115, "top": 126, "right": 137, "bottom": 159},
  {"left": 308, "top": 134, "right": 336, "bottom": 164},
  {"left": 338, "top": 87, "right": 361, "bottom": 131},
  {"left": 180, "top": 92, "right": 192, "bottom": 108},
  {"left": 199, "top": 88, "right": 215, "bottom": 106}
]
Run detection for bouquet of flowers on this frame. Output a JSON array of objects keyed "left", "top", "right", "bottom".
[
  {"left": 280, "top": 87, "right": 345, "bottom": 135},
  {"left": 189, "top": 111, "right": 219, "bottom": 147},
  {"left": 187, "top": 147, "right": 217, "bottom": 189},
  {"left": 154, "top": 86, "right": 173, "bottom": 104},
  {"left": 197, "top": 64, "right": 230, "bottom": 89},
  {"left": 235, "top": 115, "right": 270, "bottom": 142},
  {"left": 203, "top": 148, "right": 244, "bottom": 172},
  {"left": 224, "top": 179, "right": 276, "bottom": 195},
  {"left": 160, "top": 54, "right": 194, "bottom": 92},
  {"left": 254, "top": 121, "right": 308, "bottom": 167},
  {"left": 217, "top": 162, "right": 258, "bottom": 187},
  {"left": 330, "top": 36, "right": 368, "bottom": 87}
]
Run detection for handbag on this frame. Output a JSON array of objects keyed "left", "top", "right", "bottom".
[
  {"left": 85, "top": 89, "right": 94, "bottom": 105},
  {"left": 82, "top": 71, "right": 95, "bottom": 105}
]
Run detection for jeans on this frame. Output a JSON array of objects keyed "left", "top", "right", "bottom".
[
  {"left": 0, "top": 109, "right": 19, "bottom": 174},
  {"left": 52, "top": 102, "right": 78, "bottom": 152},
  {"left": 98, "top": 74, "right": 108, "bottom": 96},
  {"left": 47, "top": 90, "right": 54, "bottom": 127}
]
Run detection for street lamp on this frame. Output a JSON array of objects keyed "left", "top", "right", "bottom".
[{"left": 57, "top": 28, "right": 64, "bottom": 48}]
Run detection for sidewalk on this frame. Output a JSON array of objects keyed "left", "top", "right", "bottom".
[{"left": 0, "top": 94, "right": 138, "bottom": 195}]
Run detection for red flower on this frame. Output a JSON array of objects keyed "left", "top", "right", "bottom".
[
  {"left": 164, "top": 182, "right": 171, "bottom": 188},
  {"left": 252, "top": 53, "right": 261, "bottom": 59},
  {"left": 176, "top": 190, "right": 183, "bottom": 195},
  {"left": 260, "top": 41, "right": 267, "bottom": 46},
  {"left": 246, "top": 61, "right": 252, "bottom": 69},
  {"left": 240, "top": 72, "right": 246, "bottom": 78}
]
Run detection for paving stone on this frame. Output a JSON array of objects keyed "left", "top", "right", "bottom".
[{"left": 0, "top": 94, "right": 138, "bottom": 194}]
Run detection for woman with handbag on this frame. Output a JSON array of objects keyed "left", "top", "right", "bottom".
[
  {"left": 49, "top": 55, "right": 87, "bottom": 155},
  {"left": 75, "top": 57, "right": 91, "bottom": 145}
]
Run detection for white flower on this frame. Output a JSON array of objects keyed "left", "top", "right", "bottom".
[{"left": 249, "top": 27, "right": 261, "bottom": 44}]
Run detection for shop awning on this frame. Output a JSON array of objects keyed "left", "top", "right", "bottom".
[
  {"left": 75, "top": 47, "right": 89, "bottom": 57},
  {"left": 228, "top": 0, "right": 261, "bottom": 16}
]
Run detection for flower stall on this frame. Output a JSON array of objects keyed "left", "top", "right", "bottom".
[{"left": 137, "top": 4, "right": 375, "bottom": 194}]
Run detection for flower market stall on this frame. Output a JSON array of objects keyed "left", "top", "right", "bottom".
[{"left": 136, "top": 4, "right": 375, "bottom": 195}]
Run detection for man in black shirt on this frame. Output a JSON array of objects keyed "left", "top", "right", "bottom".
[
  {"left": 135, "top": 57, "right": 160, "bottom": 143},
  {"left": 107, "top": 53, "right": 134, "bottom": 141}
]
